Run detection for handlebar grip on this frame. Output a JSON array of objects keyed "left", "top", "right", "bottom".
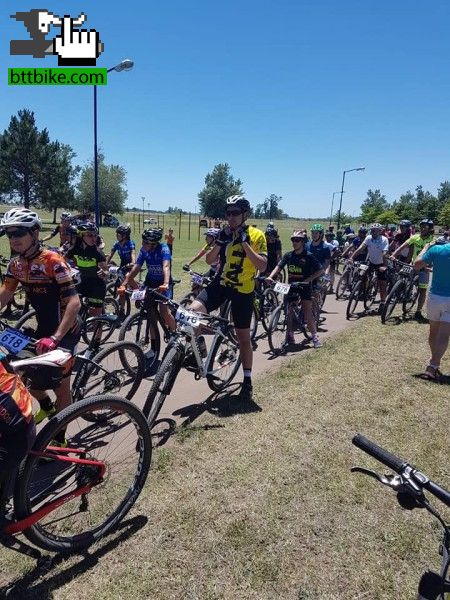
[
  {"left": 426, "top": 480, "right": 450, "bottom": 508},
  {"left": 352, "top": 434, "right": 406, "bottom": 473}
]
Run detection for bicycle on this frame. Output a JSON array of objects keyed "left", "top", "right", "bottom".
[
  {"left": 106, "top": 264, "right": 132, "bottom": 317},
  {"left": 0, "top": 351, "right": 152, "bottom": 557},
  {"left": 335, "top": 258, "right": 359, "bottom": 300},
  {"left": 352, "top": 434, "right": 450, "bottom": 600},
  {"left": 141, "top": 291, "right": 241, "bottom": 426},
  {"left": 345, "top": 262, "right": 379, "bottom": 319},
  {"left": 0, "top": 255, "right": 28, "bottom": 314},
  {"left": 266, "top": 281, "right": 320, "bottom": 354},
  {"left": 179, "top": 268, "right": 214, "bottom": 308},
  {"left": 381, "top": 260, "right": 420, "bottom": 324}
]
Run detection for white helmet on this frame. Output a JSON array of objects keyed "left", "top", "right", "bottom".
[
  {"left": 0, "top": 207, "right": 42, "bottom": 230},
  {"left": 206, "top": 228, "right": 221, "bottom": 238}
]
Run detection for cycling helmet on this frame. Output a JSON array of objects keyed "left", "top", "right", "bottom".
[
  {"left": 370, "top": 223, "right": 383, "bottom": 230},
  {"left": 346, "top": 233, "right": 356, "bottom": 240},
  {"left": 0, "top": 208, "right": 42, "bottom": 230},
  {"left": 60, "top": 212, "right": 72, "bottom": 220},
  {"left": 358, "top": 226, "right": 368, "bottom": 234},
  {"left": 266, "top": 226, "right": 278, "bottom": 236},
  {"left": 435, "top": 236, "right": 449, "bottom": 245},
  {"left": 142, "top": 228, "right": 163, "bottom": 242},
  {"left": 291, "top": 230, "right": 307, "bottom": 240},
  {"left": 116, "top": 224, "right": 131, "bottom": 236},
  {"left": 77, "top": 221, "right": 98, "bottom": 234},
  {"left": 419, "top": 218, "right": 434, "bottom": 227},
  {"left": 399, "top": 219, "right": 411, "bottom": 227},
  {"left": 311, "top": 223, "right": 324, "bottom": 232},
  {"left": 205, "top": 228, "right": 220, "bottom": 238},
  {"left": 65, "top": 224, "right": 78, "bottom": 236},
  {"left": 226, "top": 195, "right": 251, "bottom": 212}
]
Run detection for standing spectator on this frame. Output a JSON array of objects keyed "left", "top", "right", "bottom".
[
  {"left": 263, "top": 225, "right": 282, "bottom": 276},
  {"left": 414, "top": 239, "right": 450, "bottom": 380},
  {"left": 165, "top": 227, "right": 174, "bottom": 256}
]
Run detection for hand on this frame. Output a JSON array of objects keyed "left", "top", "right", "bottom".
[
  {"left": 53, "top": 15, "right": 103, "bottom": 65},
  {"left": 266, "top": 277, "right": 274, "bottom": 284},
  {"left": 216, "top": 227, "right": 230, "bottom": 245},
  {"left": 157, "top": 283, "right": 169, "bottom": 292},
  {"left": 235, "top": 226, "right": 249, "bottom": 244},
  {"left": 36, "top": 337, "right": 58, "bottom": 354},
  {"left": 183, "top": 264, "right": 190, "bottom": 272},
  {"left": 97, "top": 268, "right": 107, "bottom": 279},
  {"left": 117, "top": 285, "right": 126, "bottom": 296}
]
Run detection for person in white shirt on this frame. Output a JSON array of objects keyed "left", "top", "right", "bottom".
[{"left": 350, "top": 223, "right": 389, "bottom": 310}]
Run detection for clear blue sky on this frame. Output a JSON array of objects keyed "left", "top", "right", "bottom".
[{"left": 2, "top": 0, "right": 450, "bottom": 218}]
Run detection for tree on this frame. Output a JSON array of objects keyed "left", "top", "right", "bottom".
[
  {"left": 198, "top": 163, "right": 243, "bottom": 218},
  {"left": 376, "top": 208, "right": 401, "bottom": 226},
  {"left": 39, "top": 143, "right": 80, "bottom": 222},
  {"left": 415, "top": 185, "right": 439, "bottom": 221},
  {"left": 438, "top": 200, "right": 450, "bottom": 228},
  {"left": 0, "top": 108, "right": 75, "bottom": 209},
  {"left": 360, "top": 189, "right": 389, "bottom": 223},
  {"left": 76, "top": 152, "right": 127, "bottom": 222},
  {"left": 391, "top": 191, "right": 418, "bottom": 223},
  {"left": 254, "top": 194, "right": 284, "bottom": 220}
]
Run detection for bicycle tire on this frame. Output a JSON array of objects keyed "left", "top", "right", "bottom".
[
  {"left": 14, "top": 309, "right": 38, "bottom": 335},
  {"left": 73, "top": 341, "right": 145, "bottom": 403},
  {"left": 81, "top": 315, "right": 117, "bottom": 346},
  {"left": 335, "top": 270, "right": 349, "bottom": 300},
  {"left": 346, "top": 281, "right": 362, "bottom": 319},
  {"left": 267, "top": 303, "right": 287, "bottom": 354},
  {"left": 260, "top": 288, "right": 279, "bottom": 332},
  {"left": 381, "top": 280, "right": 403, "bottom": 324},
  {"left": 363, "top": 274, "right": 379, "bottom": 311},
  {"left": 142, "top": 345, "right": 184, "bottom": 426},
  {"left": 14, "top": 394, "right": 152, "bottom": 553},
  {"left": 12, "top": 284, "right": 27, "bottom": 310},
  {"left": 206, "top": 330, "right": 241, "bottom": 392},
  {"left": 119, "top": 312, "right": 161, "bottom": 374},
  {"left": 403, "top": 275, "right": 419, "bottom": 314}
]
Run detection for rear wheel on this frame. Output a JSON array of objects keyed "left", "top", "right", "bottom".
[
  {"left": 119, "top": 312, "right": 160, "bottom": 374},
  {"left": 267, "top": 303, "right": 287, "bottom": 354},
  {"left": 14, "top": 395, "right": 152, "bottom": 554},
  {"left": 346, "top": 281, "right": 362, "bottom": 319},
  {"left": 335, "top": 270, "right": 350, "bottom": 300},
  {"left": 106, "top": 282, "right": 131, "bottom": 317},
  {"left": 82, "top": 315, "right": 117, "bottom": 346},
  {"left": 403, "top": 276, "right": 419, "bottom": 314},
  {"left": 206, "top": 332, "right": 241, "bottom": 392}
]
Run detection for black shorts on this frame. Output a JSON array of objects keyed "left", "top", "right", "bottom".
[
  {"left": 369, "top": 262, "right": 387, "bottom": 281},
  {"left": 78, "top": 278, "right": 106, "bottom": 307},
  {"left": 287, "top": 285, "right": 312, "bottom": 302},
  {"left": 197, "top": 281, "right": 254, "bottom": 329},
  {"left": 0, "top": 393, "right": 35, "bottom": 474}
]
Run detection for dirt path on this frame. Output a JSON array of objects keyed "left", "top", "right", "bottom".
[{"left": 130, "top": 293, "right": 353, "bottom": 439}]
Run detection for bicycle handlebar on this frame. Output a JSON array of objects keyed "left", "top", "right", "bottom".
[{"left": 353, "top": 433, "right": 450, "bottom": 507}]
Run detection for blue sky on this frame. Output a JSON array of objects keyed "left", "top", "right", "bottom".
[{"left": 2, "top": 0, "right": 450, "bottom": 217}]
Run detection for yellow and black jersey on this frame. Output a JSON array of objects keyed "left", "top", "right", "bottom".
[{"left": 219, "top": 226, "right": 267, "bottom": 294}]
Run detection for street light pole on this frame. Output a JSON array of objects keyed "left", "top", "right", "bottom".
[
  {"left": 337, "top": 167, "right": 365, "bottom": 231},
  {"left": 329, "top": 191, "right": 342, "bottom": 227},
  {"left": 142, "top": 196, "right": 145, "bottom": 223},
  {"left": 93, "top": 58, "right": 134, "bottom": 228}
]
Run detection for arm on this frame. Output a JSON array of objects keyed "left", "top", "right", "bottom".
[
  {"left": 414, "top": 243, "right": 433, "bottom": 271},
  {"left": 267, "top": 265, "right": 281, "bottom": 281},
  {"left": 106, "top": 250, "right": 115, "bottom": 265},
  {"left": 351, "top": 242, "right": 366, "bottom": 261},
  {"left": 0, "top": 285, "right": 15, "bottom": 310},
  {"left": 391, "top": 239, "right": 410, "bottom": 259},
  {"left": 303, "top": 267, "right": 325, "bottom": 284},
  {"left": 52, "top": 293, "right": 81, "bottom": 342},
  {"left": 242, "top": 241, "right": 267, "bottom": 272},
  {"left": 129, "top": 248, "right": 136, "bottom": 267},
  {"left": 123, "top": 263, "right": 141, "bottom": 286},
  {"left": 205, "top": 243, "right": 221, "bottom": 266},
  {"left": 187, "top": 246, "right": 208, "bottom": 267},
  {"left": 160, "top": 259, "right": 171, "bottom": 288}
]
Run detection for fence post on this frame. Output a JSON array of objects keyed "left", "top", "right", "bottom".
[
  {"left": 178, "top": 211, "right": 182, "bottom": 240},
  {"left": 188, "top": 212, "right": 191, "bottom": 241}
]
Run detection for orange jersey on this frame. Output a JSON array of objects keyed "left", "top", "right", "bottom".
[{"left": 0, "top": 362, "right": 33, "bottom": 420}]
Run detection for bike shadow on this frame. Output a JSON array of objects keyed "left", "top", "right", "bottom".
[
  {"left": 413, "top": 372, "right": 450, "bottom": 385},
  {"left": 0, "top": 515, "right": 148, "bottom": 599}
]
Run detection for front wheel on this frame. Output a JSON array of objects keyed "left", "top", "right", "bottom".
[
  {"left": 363, "top": 274, "right": 379, "bottom": 310},
  {"left": 403, "top": 276, "right": 419, "bottom": 314},
  {"left": 335, "top": 270, "right": 350, "bottom": 300},
  {"left": 381, "top": 280, "right": 403, "bottom": 324},
  {"left": 119, "top": 312, "right": 161, "bottom": 374},
  {"left": 346, "top": 281, "right": 362, "bottom": 319},
  {"left": 14, "top": 395, "right": 152, "bottom": 553},
  {"left": 206, "top": 332, "right": 241, "bottom": 392},
  {"left": 267, "top": 303, "right": 287, "bottom": 354}
]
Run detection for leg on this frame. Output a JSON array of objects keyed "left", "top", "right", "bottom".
[
  {"left": 302, "top": 299, "right": 317, "bottom": 337},
  {"left": 159, "top": 303, "right": 176, "bottom": 332}
]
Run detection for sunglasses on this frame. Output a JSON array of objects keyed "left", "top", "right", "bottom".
[
  {"left": 291, "top": 237, "right": 304, "bottom": 243},
  {"left": 5, "top": 228, "right": 30, "bottom": 239},
  {"left": 225, "top": 210, "right": 242, "bottom": 217}
]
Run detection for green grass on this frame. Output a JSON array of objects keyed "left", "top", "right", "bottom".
[{"left": 1, "top": 314, "right": 448, "bottom": 599}]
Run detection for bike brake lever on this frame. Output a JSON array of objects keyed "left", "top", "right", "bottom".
[{"left": 351, "top": 466, "right": 402, "bottom": 489}]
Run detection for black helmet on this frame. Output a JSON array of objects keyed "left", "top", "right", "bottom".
[
  {"left": 65, "top": 224, "right": 78, "bottom": 236},
  {"left": 77, "top": 221, "right": 98, "bottom": 234},
  {"left": 116, "top": 224, "right": 131, "bottom": 236},
  {"left": 142, "top": 228, "right": 162, "bottom": 242},
  {"left": 266, "top": 226, "right": 278, "bottom": 236},
  {"left": 358, "top": 226, "right": 368, "bottom": 234},
  {"left": 419, "top": 219, "right": 434, "bottom": 227},
  {"left": 400, "top": 219, "right": 411, "bottom": 227},
  {"left": 226, "top": 195, "right": 251, "bottom": 212}
]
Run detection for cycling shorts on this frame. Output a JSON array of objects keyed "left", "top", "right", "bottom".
[
  {"left": 427, "top": 293, "right": 450, "bottom": 323},
  {"left": 0, "top": 393, "right": 36, "bottom": 473},
  {"left": 418, "top": 269, "right": 430, "bottom": 289},
  {"left": 369, "top": 262, "right": 387, "bottom": 281},
  {"left": 144, "top": 278, "right": 174, "bottom": 299},
  {"left": 78, "top": 279, "right": 106, "bottom": 307},
  {"left": 287, "top": 284, "right": 312, "bottom": 302},
  {"left": 197, "top": 281, "right": 254, "bottom": 329}
]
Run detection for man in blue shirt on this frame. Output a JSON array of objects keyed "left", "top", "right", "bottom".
[
  {"left": 414, "top": 240, "right": 450, "bottom": 380},
  {"left": 122, "top": 228, "right": 175, "bottom": 331}
]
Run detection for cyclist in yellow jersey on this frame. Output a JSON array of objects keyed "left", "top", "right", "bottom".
[{"left": 190, "top": 196, "right": 267, "bottom": 402}]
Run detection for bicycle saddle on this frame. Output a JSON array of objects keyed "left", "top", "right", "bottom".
[{"left": 11, "top": 349, "right": 72, "bottom": 369}]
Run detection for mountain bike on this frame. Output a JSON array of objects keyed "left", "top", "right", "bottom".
[
  {"left": 106, "top": 264, "right": 131, "bottom": 317},
  {"left": 346, "top": 262, "right": 379, "bottom": 319},
  {"left": 335, "top": 259, "right": 359, "bottom": 300},
  {"left": 267, "top": 281, "right": 320, "bottom": 354},
  {"left": 381, "top": 260, "right": 420, "bottom": 324},
  {"left": 142, "top": 291, "right": 240, "bottom": 426},
  {"left": 0, "top": 255, "right": 28, "bottom": 314},
  {"left": 352, "top": 434, "right": 450, "bottom": 600},
  {"left": 0, "top": 352, "right": 152, "bottom": 558},
  {"left": 179, "top": 268, "right": 214, "bottom": 308}
]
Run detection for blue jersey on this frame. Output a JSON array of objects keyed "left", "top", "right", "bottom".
[
  {"left": 111, "top": 239, "right": 135, "bottom": 266},
  {"left": 306, "top": 241, "right": 331, "bottom": 267},
  {"left": 422, "top": 244, "right": 450, "bottom": 296},
  {"left": 136, "top": 243, "right": 171, "bottom": 285},
  {"left": 353, "top": 236, "right": 368, "bottom": 260}
]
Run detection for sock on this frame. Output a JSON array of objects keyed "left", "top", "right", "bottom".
[
  {"left": 243, "top": 369, "right": 252, "bottom": 379},
  {"left": 38, "top": 395, "right": 54, "bottom": 412}
]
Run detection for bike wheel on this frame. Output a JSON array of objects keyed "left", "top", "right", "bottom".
[
  {"left": 14, "top": 395, "right": 152, "bottom": 553},
  {"left": 346, "top": 281, "right": 362, "bottom": 319},
  {"left": 335, "top": 270, "right": 349, "bottom": 300},
  {"left": 81, "top": 315, "right": 117, "bottom": 346},
  {"left": 142, "top": 345, "right": 184, "bottom": 426},
  {"left": 179, "top": 292, "right": 196, "bottom": 308},
  {"left": 261, "top": 288, "right": 279, "bottom": 332},
  {"left": 267, "top": 303, "right": 288, "bottom": 354},
  {"left": 206, "top": 330, "right": 241, "bottom": 392},
  {"left": 14, "top": 309, "right": 38, "bottom": 336},
  {"left": 103, "top": 296, "right": 119, "bottom": 317},
  {"left": 106, "top": 282, "right": 131, "bottom": 317},
  {"left": 402, "top": 275, "right": 419, "bottom": 315},
  {"left": 381, "top": 280, "right": 403, "bottom": 324},
  {"left": 119, "top": 312, "right": 161, "bottom": 373},
  {"left": 363, "top": 275, "right": 379, "bottom": 310},
  {"left": 74, "top": 341, "right": 145, "bottom": 403},
  {"left": 12, "top": 284, "right": 27, "bottom": 311}
]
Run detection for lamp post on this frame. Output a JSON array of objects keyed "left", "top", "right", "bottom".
[
  {"left": 94, "top": 58, "right": 134, "bottom": 228},
  {"left": 337, "top": 167, "right": 365, "bottom": 231},
  {"left": 329, "top": 191, "right": 343, "bottom": 228}
]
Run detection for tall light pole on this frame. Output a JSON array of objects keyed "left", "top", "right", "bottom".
[
  {"left": 94, "top": 58, "right": 134, "bottom": 228},
  {"left": 337, "top": 167, "right": 365, "bottom": 230},
  {"left": 329, "top": 191, "right": 343, "bottom": 227}
]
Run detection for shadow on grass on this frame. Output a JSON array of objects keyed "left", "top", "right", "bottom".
[
  {"left": 0, "top": 515, "right": 148, "bottom": 600},
  {"left": 412, "top": 372, "right": 450, "bottom": 385}
]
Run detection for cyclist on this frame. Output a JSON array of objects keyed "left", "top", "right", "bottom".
[
  {"left": 264, "top": 225, "right": 282, "bottom": 276},
  {"left": 414, "top": 238, "right": 450, "bottom": 380},
  {"left": 0, "top": 208, "right": 81, "bottom": 426},
  {"left": 41, "top": 212, "right": 72, "bottom": 247},
  {"left": 389, "top": 219, "right": 412, "bottom": 260},
  {"left": 267, "top": 230, "right": 324, "bottom": 348},
  {"left": 65, "top": 222, "right": 108, "bottom": 320},
  {"left": 307, "top": 224, "right": 331, "bottom": 272},
  {"left": 165, "top": 227, "right": 174, "bottom": 256},
  {"left": 183, "top": 228, "right": 221, "bottom": 278},
  {"left": 190, "top": 195, "right": 267, "bottom": 402},
  {"left": 121, "top": 228, "right": 176, "bottom": 332},
  {"left": 324, "top": 231, "right": 339, "bottom": 293},
  {"left": 391, "top": 218, "right": 434, "bottom": 322},
  {"left": 106, "top": 224, "right": 136, "bottom": 318},
  {"left": 350, "top": 223, "right": 389, "bottom": 311}
]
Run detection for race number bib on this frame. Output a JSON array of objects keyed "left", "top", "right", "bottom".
[
  {"left": 0, "top": 328, "right": 30, "bottom": 354},
  {"left": 191, "top": 274, "right": 203, "bottom": 286},
  {"left": 274, "top": 282, "right": 291, "bottom": 295},
  {"left": 131, "top": 289, "right": 146, "bottom": 301},
  {"left": 175, "top": 307, "right": 200, "bottom": 326}
]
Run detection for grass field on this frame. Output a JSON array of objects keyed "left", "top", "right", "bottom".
[{"left": 0, "top": 312, "right": 448, "bottom": 599}]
